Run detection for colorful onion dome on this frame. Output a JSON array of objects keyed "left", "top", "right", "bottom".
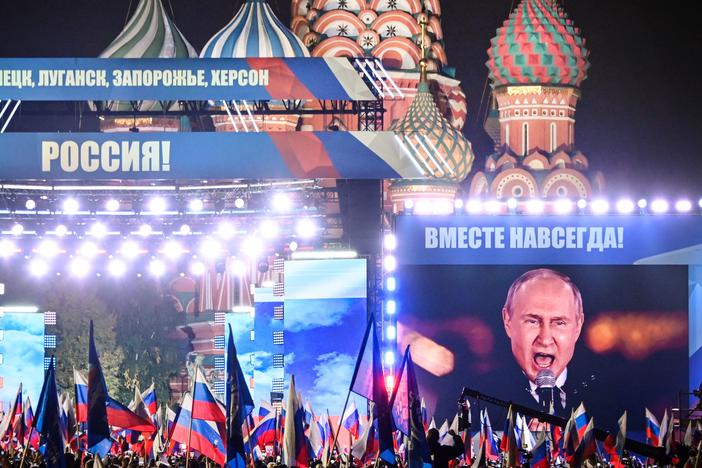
[
  {"left": 201, "top": 0, "right": 309, "bottom": 58},
  {"left": 392, "top": 82, "right": 474, "bottom": 181},
  {"left": 486, "top": 0, "right": 589, "bottom": 88}
]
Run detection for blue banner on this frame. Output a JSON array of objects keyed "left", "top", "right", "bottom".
[
  {"left": 0, "top": 132, "right": 407, "bottom": 179},
  {"left": 396, "top": 215, "right": 702, "bottom": 265},
  {"left": 0, "top": 57, "right": 373, "bottom": 100}
]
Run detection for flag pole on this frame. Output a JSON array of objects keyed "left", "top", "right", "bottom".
[
  {"left": 330, "top": 390, "right": 352, "bottom": 467},
  {"left": 244, "top": 417, "right": 255, "bottom": 468},
  {"left": 185, "top": 366, "right": 197, "bottom": 468}
]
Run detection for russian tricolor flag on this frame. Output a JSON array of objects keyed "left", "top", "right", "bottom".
[
  {"left": 106, "top": 396, "right": 155, "bottom": 433},
  {"left": 141, "top": 383, "right": 158, "bottom": 418},
  {"left": 170, "top": 393, "right": 226, "bottom": 465},
  {"left": 531, "top": 433, "right": 549, "bottom": 468},
  {"left": 74, "top": 368, "right": 88, "bottom": 424},
  {"left": 342, "top": 400, "right": 360, "bottom": 439},
  {"left": 645, "top": 408, "right": 660, "bottom": 447},
  {"left": 247, "top": 414, "right": 278, "bottom": 448},
  {"left": 573, "top": 403, "right": 589, "bottom": 441},
  {"left": 192, "top": 367, "right": 226, "bottom": 423}
]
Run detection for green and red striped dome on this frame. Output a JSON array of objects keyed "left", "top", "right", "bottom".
[{"left": 486, "top": 0, "right": 589, "bottom": 87}]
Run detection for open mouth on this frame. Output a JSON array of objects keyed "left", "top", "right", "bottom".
[{"left": 533, "top": 353, "right": 555, "bottom": 368}]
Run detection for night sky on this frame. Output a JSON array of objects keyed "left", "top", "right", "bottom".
[{"left": 1, "top": 1, "right": 699, "bottom": 195}]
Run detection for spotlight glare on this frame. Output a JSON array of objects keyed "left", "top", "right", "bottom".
[
  {"left": 384, "top": 351, "right": 395, "bottom": 366},
  {"left": 698, "top": 198, "right": 702, "bottom": 209},
  {"left": 179, "top": 224, "right": 191, "bottom": 236},
  {"left": 616, "top": 199, "right": 635, "bottom": 214},
  {"left": 386, "top": 277, "right": 396, "bottom": 292},
  {"left": 69, "top": 258, "right": 91, "bottom": 278},
  {"left": 484, "top": 200, "right": 501, "bottom": 214},
  {"left": 386, "top": 325, "right": 396, "bottom": 340},
  {"left": 415, "top": 199, "right": 432, "bottom": 215},
  {"left": 230, "top": 259, "right": 247, "bottom": 277},
  {"left": 242, "top": 237, "right": 264, "bottom": 258},
  {"left": 465, "top": 199, "right": 483, "bottom": 214},
  {"left": 272, "top": 193, "right": 291, "bottom": 212},
  {"left": 189, "top": 199, "right": 204, "bottom": 212},
  {"left": 234, "top": 198, "right": 245, "bottom": 209},
  {"left": 288, "top": 241, "right": 299, "bottom": 252},
  {"left": 651, "top": 199, "right": 669, "bottom": 214},
  {"left": 506, "top": 198, "right": 518, "bottom": 210},
  {"left": 120, "top": 240, "right": 141, "bottom": 259},
  {"left": 217, "top": 221, "right": 236, "bottom": 240},
  {"left": 29, "top": 258, "right": 49, "bottom": 277},
  {"left": 190, "top": 261, "right": 206, "bottom": 276},
  {"left": 295, "top": 218, "right": 317, "bottom": 239},
  {"left": 10, "top": 223, "right": 24, "bottom": 236},
  {"left": 384, "top": 255, "right": 397, "bottom": 272},
  {"left": 55, "top": 224, "right": 69, "bottom": 237},
  {"left": 384, "top": 234, "right": 397, "bottom": 251},
  {"left": 385, "top": 375, "right": 395, "bottom": 391},
  {"left": 162, "top": 240, "right": 184, "bottom": 260},
  {"left": 138, "top": 224, "right": 153, "bottom": 237},
  {"left": 63, "top": 198, "right": 79, "bottom": 214},
  {"left": 79, "top": 241, "right": 100, "bottom": 259},
  {"left": 108, "top": 259, "right": 127, "bottom": 277},
  {"left": 148, "top": 197, "right": 167, "bottom": 214},
  {"left": 590, "top": 199, "right": 610, "bottom": 215},
  {"left": 454, "top": 198, "right": 464, "bottom": 210},
  {"left": 577, "top": 198, "right": 588, "bottom": 210},
  {"left": 386, "top": 299, "right": 396, "bottom": 315},
  {"left": 200, "top": 238, "right": 223, "bottom": 259},
  {"left": 90, "top": 222, "right": 108, "bottom": 238},
  {"left": 403, "top": 200, "right": 414, "bottom": 210},
  {"left": 25, "top": 199, "right": 36, "bottom": 210},
  {"left": 554, "top": 198, "right": 574, "bottom": 214},
  {"left": 37, "top": 240, "right": 60, "bottom": 259},
  {"left": 149, "top": 259, "right": 166, "bottom": 277},
  {"left": 0, "top": 239, "right": 17, "bottom": 258},
  {"left": 260, "top": 219, "right": 279, "bottom": 239},
  {"left": 675, "top": 199, "right": 692, "bottom": 213},
  {"left": 105, "top": 198, "right": 120, "bottom": 212},
  {"left": 525, "top": 199, "right": 545, "bottom": 215}
]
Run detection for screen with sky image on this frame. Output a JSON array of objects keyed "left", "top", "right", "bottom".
[{"left": 395, "top": 265, "right": 688, "bottom": 435}]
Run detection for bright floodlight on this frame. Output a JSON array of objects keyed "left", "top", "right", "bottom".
[
  {"left": 506, "top": 198, "right": 518, "bottom": 210},
  {"left": 149, "top": 259, "right": 166, "bottom": 277},
  {"left": 414, "top": 199, "right": 432, "bottom": 215},
  {"left": 69, "top": 258, "right": 91, "bottom": 278},
  {"left": 386, "top": 277, "right": 396, "bottom": 292},
  {"left": 384, "top": 351, "right": 395, "bottom": 366},
  {"left": 162, "top": 240, "right": 184, "bottom": 260},
  {"left": 10, "top": 223, "right": 24, "bottom": 236},
  {"left": 63, "top": 198, "right": 79, "bottom": 214},
  {"left": 525, "top": 199, "right": 545, "bottom": 215},
  {"left": 138, "top": 224, "right": 153, "bottom": 237},
  {"left": 108, "top": 259, "right": 127, "bottom": 277},
  {"left": 79, "top": 241, "right": 100, "bottom": 258},
  {"left": 37, "top": 240, "right": 60, "bottom": 259},
  {"left": 386, "top": 299, "right": 396, "bottom": 315},
  {"left": 25, "top": 199, "right": 36, "bottom": 210},
  {"left": 105, "top": 199, "right": 120, "bottom": 212},
  {"left": 576, "top": 199, "right": 588, "bottom": 210},
  {"left": 90, "top": 222, "right": 108, "bottom": 238},
  {"left": 484, "top": 200, "right": 501, "bottom": 214},
  {"left": 188, "top": 199, "right": 204, "bottom": 212},
  {"left": 148, "top": 197, "right": 167, "bottom": 214},
  {"left": 288, "top": 241, "right": 298, "bottom": 252},
  {"left": 230, "top": 259, "right": 247, "bottom": 277},
  {"left": 454, "top": 198, "right": 464, "bottom": 210},
  {"left": 120, "top": 240, "right": 141, "bottom": 259},
  {"left": 179, "top": 224, "right": 192, "bottom": 236},
  {"left": 384, "top": 255, "right": 397, "bottom": 272},
  {"left": 272, "top": 193, "right": 291, "bottom": 212},
  {"left": 260, "top": 219, "right": 279, "bottom": 239},
  {"left": 650, "top": 199, "right": 669, "bottom": 214},
  {"left": 234, "top": 198, "right": 245, "bottom": 209},
  {"left": 0, "top": 239, "right": 17, "bottom": 258},
  {"left": 465, "top": 199, "right": 483, "bottom": 214},
  {"left": 699, "top": 198, "right": 702, "bottom": 209},
  {"left": 55, "top": 224, "right": 69, "bottom": 237},
  {"left": 242, "top": 237, "right": 264, "bottom": 258},
  {"left": 384, "top": 234, "right": 397, "bottom": 251},
  {"left": 590, "top": 199, "right": 610, "bottom": 215},
  {"left": 190, "top": 261, "right": 206, "bottom": 276},
  {"left": 403, "top": 200, "right": 414, "bottom": 210},
  {"left": 554, "top": 198, "right": 574, "bottom": 215},
  {"left": 386, "top": 325, "right": 396, "bottom": 340},
  {"left": 200, "top": 238, "right": 223, "bottom": 259},
  {"left": 29, "top": 258, "right": 49, "bottom": 277},
  {"left": 675, "top": 199, "right": 692, "bottom": 213},
  {"left": 295, "top": 218, "right": 317, "bottom": 239},
  {"left": 616, "top": 199, "right": 635, "bottom": 214},
  {"left": 217, "top": 221, "right": 236, "bottom": 240}
]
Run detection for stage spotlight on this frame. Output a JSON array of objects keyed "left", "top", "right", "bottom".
[
  {"left": 25, "top": 199, "right": 36, "bottom": 210},
  {"left": 217, "top": 221, "right": 236, "bottom": 240},
  {"left": 415, "top": 199, "right": 432, "bottom": 215},
  {"left": 403, "top": 200, "right": 414, "bottom": 211},
  {"left": 90, "top": 222, "right": 108, "bottom": 238},
  {"left": 200, "top": 238, "right": 223, "bottom": 259},
  {"left": 386, "top": 325, "right": 396, "bottom": 340},
  {"left": 295, "top": 218, "right": 317, "bottom": 239},
  {"left": 234, "top": 197, "right": 245, "bottom": 209},
  {"left": 590, "top": 199, "right": 610, "bottom": 215},
  {"left": 554, "top": 198, "right": 574, "bottom": 215},
  {"left": 79, "top": 241, "right": 100, "bottom": 259},
  {"left": 37, "top": 240, "right": 60, "bottom": 259},
  {"left": 10, "top": 223, "right": 24, "bottom": 236},
  {"left": 105, "top": 198, "right": 120, "bottom": 212},
  {"left": 525, "top": 199, "right": 545, "bottom": 215},
  {"left": 63, "top": 198, "right": 79, "bottom": 214},
  {"left": 120, "top": 240, "right": 141, "bottom": 259},
  {"left": 465, "top": 199, "right": 483, "bottom": 214},
  {"left": 675, "top": 199, "right": 692, "bottom": 213},
  {"left": 189, "top": 199, "right": 204, "bottom": 212},
  {"left": 384, "top": 234, "right": 397, "bottom": 251},
  {"left": 29, "top": 258, "right": 49, "bottom": 277},
  {"left": 272, "top": 193, "right": 291, "bottom": 212},
  {"left": 260, "top": 219, "right": 279, "bottom": 239},
  {"left": 179, "top": 224, "right": 192, "bottom": 236},
  {"left": 699, "top": 198, "right": 702, "bottom": 209},
  {"left": 651, "top": 199, "right": 669, "bottom": 214},
  {"left": 108, "top": 259, "right": 127, "bottom": 277},
  {"left": 190, "top": 261, "right": 206, "bottom": 276},
  {"left": 0, "top": 239, "right": 17, "bottom": 258},
  {"left": 454, "top": 198, "right": 464, "bottom": 210},
  {"left": 615, "top": 199, "right": 635, "bottom": 214},
  {"left": 55, "top": 224, "right": 69, "bottom": 237},
  {"left": 386, "top": 277, "right": 396, "bottom": 292},
  {"left": 384, "top": 351, "right": 395, "bottom": 366},
  {"left": 230, "top": 259, "right": 247, "bottom": 277},
  {"left": 506, "top": 198, "right": 518, "bottom": 211},
  {"left": 384, "top": 255, "right": 397, "bottom": 272},
  {"left": 242, "top": 237, "right": 264, "bottom": 258},
  {"left": 484, "top": 200, "right": 501, "bottom": 214},
  {"left": 288, "top": 241, "right": 298, "bottom": 252},
  {"left": 162, "top": 240, "right": 184, "bottom": 260},
  {"left": 148, "top": 197, "right": 167, "bottom": 214},
  {"left": 149, "top": 259, "right": 166, "bottom": 277},
  {"left": 69, "top": 258, "right": 91, "bottom": 278},
  {"left": 385, "top": 375, "right": 395, "bottom": 391},
  {"left": 433, "top": 199, "right": 453, "bottom": 215},
  {"left": 138, "top": 224, "right": 153, "bottom": 237},
  {"left": 386, "top": 299, "right": 396, "bottom": 315}
]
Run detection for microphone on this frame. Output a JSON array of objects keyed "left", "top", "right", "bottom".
[{"left": 535, "top": 369, "right": 556, "bottom": 411}]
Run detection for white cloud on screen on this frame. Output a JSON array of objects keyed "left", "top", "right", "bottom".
[
  {"left": 284, "top": 259, "right": 367, "bottom": 300},
  {"left": 308, "top": 352, "right": 360, "bottom": 415}
]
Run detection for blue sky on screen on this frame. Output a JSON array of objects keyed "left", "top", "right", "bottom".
[{"left": 0, "top": 312, "right": 44, "bottom": 410}]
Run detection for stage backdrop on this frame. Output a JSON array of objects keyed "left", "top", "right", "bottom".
[
  {"left": 0, "top": 311, "right": 44, "bottom": 412},
  {"left": 394, "top": 214, "right": 699, "bottom": 435}
]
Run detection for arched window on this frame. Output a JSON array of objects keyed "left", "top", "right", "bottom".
[
  {"left": 550, "top": 122, "right": 557, "bottom": 152},
  {"left": 522, "top": 122, "right": 529, "bottom": 156}
]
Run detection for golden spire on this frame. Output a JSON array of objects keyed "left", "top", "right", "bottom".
[{"left": 419, "top": 12, "right": 428, "bottom": 84}]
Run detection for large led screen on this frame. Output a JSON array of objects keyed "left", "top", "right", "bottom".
[
  {"left": 0, "top": 312, "right": 44, "bottom": 412},
  {"left": 396, "top": 265, "right": 688, "bottom": 432}
]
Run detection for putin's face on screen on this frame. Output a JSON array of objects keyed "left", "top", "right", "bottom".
[{"left": 502, "top": 273, "right": 584, "bottom": 383}]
